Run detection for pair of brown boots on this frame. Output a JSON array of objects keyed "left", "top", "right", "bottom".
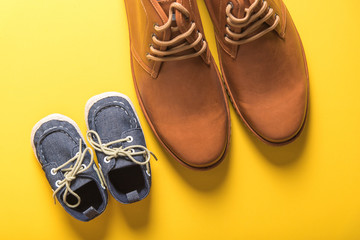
[{"left": 123, "top": 0, "right": 309, "bottom": 169}]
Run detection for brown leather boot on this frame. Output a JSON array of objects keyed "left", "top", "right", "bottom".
[
  {"left": 124, "top": 0, "right": 231, "bottom": 169},
  {"left": 204, "top": 0, "right": 309, "bottom": 144}
]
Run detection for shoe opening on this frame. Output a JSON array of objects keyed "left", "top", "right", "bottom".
[
  {"left": 66, "top": 181, "right": 103, "bottom": 212},
  {"left": 109, "top": 165, "right": 148, "bottom": 203}
]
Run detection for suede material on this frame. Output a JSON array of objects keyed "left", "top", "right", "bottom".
[
  {"left": 124, "top": 0, "right": 231, "bottom": 169},
  {"left": 204, "top": 0, "right": 308, "bottom": 143}
]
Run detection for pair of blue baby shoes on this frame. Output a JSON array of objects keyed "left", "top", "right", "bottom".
[{"left": 31, "top": 92, "right": 156, "bottom": 221}]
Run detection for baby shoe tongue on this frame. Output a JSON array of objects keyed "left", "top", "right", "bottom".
[
  {"left": 60, "top": 176, "right": 92, "bottom": 204},
  {"left": 69, "top": 176, "right": 92, "bottom": 192},
  {"left": 64, "top": 148, "right": 92, "bottom": 192},
  {"left": 112, "top": 128, "right": 147, "bottom": 170}
]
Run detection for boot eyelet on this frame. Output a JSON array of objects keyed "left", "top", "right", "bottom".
[{"left": 50, "top": 168, "right": 56, "bottom": 176}]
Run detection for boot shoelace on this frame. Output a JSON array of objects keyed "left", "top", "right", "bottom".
[
  {"left": 51, "top": 139, "right": 106, "bottom": 208},
  {"left": 225, "top": 0, "right": 280, "bottom": 45},
  {"left": 86, "top": 130, "right": 157, "bottom": 175},
  {"left": 146, "top": 2, "right": 207, "bottom": 62}
]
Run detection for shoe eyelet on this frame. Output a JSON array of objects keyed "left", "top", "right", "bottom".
[
  {"left": 153, "top": 23, "right": 159, "bottom": 28},
  {"left": 130, "top": 149, "right": 135, "bottom": 154},
  {"left": 104, "top": 156, "right": 111, "bottom": 164},
  {"left": 227, "top": 2, "right": 234, "bottom": 9},
  {"left": 127, "top": 136, "right": 134, "bottom": 143},
  {"left": 81, "top": 164, "right": 86, "bottom": 170},
  {"left": 50, "top": 168, "right": 56, "bottom": 176},
  {"left": 146, "top": 53, "right": 151, "bottom": 61},
  {"left": 146, "top": 170, "right": 151, "bottom": 177},
  {"left": 151, "top": 33, "right": 157, "bottom": 39},
  {"left": 55, "top": 180, "right": 61, "bottom": 188}
]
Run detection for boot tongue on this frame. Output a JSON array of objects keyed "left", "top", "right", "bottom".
[
  {"left": 158, "top": 0, "right": 177, "bottom": 31},
  {"left": 231, "top": 0, "right": 257, "bottom": 18},
  {"left": 231, "top": 0, "right": 270, "bottom": 37},
  {"left": 242, "top": 0, "right": 256, "bottom": 7},
  {"left": 156, "top": 0, "right": 186, "bottom": 52},
  {"left": 157, "top": 0, "right": 208, "bottom": 61},
  {"left": 157, "top": 0, "right": 176, "bottom": 15},
  {"left": 173, "top": 0, "right": 203, "bottom": 58}
]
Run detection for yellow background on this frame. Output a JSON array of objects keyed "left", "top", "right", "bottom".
[{"left": 1, "top": 0, "right": 360, "bottom": 239}]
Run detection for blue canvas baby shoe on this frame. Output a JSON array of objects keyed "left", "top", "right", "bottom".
[
  {"left": 85, "top": 92, "right": 156, "bottom": 204},
  {"left": 31, "top": 114, "right": 108, "bottom": 221}
]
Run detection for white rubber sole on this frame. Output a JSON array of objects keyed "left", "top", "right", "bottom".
[
  {"left": 84, "top": 92, "right": 143, "bottom": 131},
  {"left": 30, "top": 113, "right": 84, "bottom": 163}
]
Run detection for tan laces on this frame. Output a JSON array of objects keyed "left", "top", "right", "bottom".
[
  {"left": 146, "top": 2, "right": 207, "bottom": 62},
  {"left": 52, "top": 139, "right": 106, "bottom": 208},
  {"left": 86, "top": 130, "right": 157, "bottom": 174},
  {"left": 225, "top": 0, "right": 280, "bottom": 45}
]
